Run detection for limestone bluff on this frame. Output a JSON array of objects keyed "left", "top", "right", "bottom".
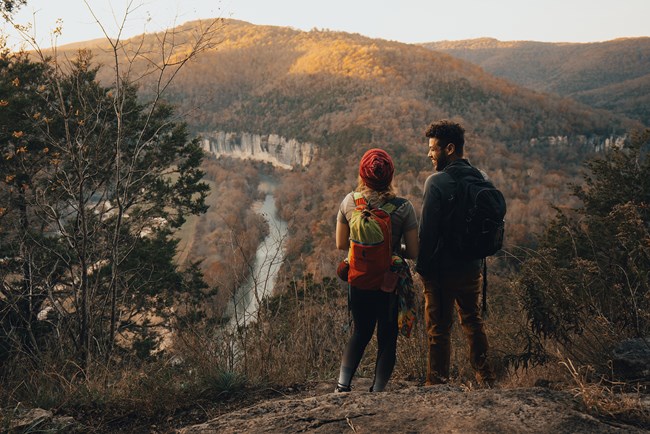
[{"left": 201, "top": 131, "right": 317, "bottom": 169}]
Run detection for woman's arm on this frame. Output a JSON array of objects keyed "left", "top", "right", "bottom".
[
  {"left": 402, "top": 227, "right": 419, "bottom": 259},
  {"left": 336, "top": 220, "right": 350, "bottom": 250}
]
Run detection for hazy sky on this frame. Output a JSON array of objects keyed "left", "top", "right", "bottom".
[{"left": 3, "top": 0, "right": 649, "bottom": 47}]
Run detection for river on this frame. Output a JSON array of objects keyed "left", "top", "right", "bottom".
[{"left": 226, "top": 179, "right": 288, "bottom": 329}]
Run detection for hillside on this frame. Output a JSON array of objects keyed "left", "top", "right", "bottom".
[
  {"left": 422, "top": 37, "right": 650, "bottom": 125},
  {"left": 53, "top": 19, "right": 644, "bottom": 277},
  {"left": 59, "top": 20, "right": 639, "bottom": 146}
]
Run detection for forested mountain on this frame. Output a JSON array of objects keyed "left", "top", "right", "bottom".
[
  {"left": 60, "top": 20, "right": 639, "bottom": 147},
  {"left": 422, "top": 38, "right": 650, "bottom": 126},
  {"left": 54, "top": 19, "right": 644, "bottom": 275}
]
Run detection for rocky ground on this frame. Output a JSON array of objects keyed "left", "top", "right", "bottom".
[
  {"left": 4, "top": 332, "right": 649, "bottom": 432},
  {"left": 3, "top": 378, "right": 648, "bottom": 433},
  {"left": 178, "top": 379, "right": 648, "bottom": 434}
]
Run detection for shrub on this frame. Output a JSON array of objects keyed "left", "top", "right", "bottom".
[{"left": 515, "top": 129, "right": 650, "bottom": 371}]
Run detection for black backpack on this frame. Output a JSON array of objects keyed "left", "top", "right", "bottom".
[
  {"left": 443, "top": 163, "right": 506, "bottom": 315},
  {"left": 444, "top": 164, "right": 506, "bottom": 261}
]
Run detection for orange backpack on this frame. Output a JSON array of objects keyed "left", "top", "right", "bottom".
[{"left": 347, "top": 192, "right": 404, "bottom": 290}]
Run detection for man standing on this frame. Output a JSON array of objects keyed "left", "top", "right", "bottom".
[{"left": 416, "top": 120, "right": 495, "bottom": 387}]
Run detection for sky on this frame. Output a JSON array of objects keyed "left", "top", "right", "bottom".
[{"left": 2, "top": 0, "right": 649, "bottom": 48}]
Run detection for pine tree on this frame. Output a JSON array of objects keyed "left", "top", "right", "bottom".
[{"left": 0, "top": 48, "right": 211, "bottom": 372}]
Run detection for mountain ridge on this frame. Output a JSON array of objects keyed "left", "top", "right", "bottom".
[
  {"left": 422, "top": 37, "right": 650, "bottom": 125},
  {"left": 53, "top": 19, "right": 641, "bottom": 149},
  {"left": 50, "top": 19, "right": 643, "bottom": 257}
]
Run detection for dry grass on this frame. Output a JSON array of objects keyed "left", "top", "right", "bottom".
[
  {"left": 3, "top": 262, "right": 647, "bottom": 431},
  {"left": 562, "top": 359, "right": 650, "bottom": 428}
]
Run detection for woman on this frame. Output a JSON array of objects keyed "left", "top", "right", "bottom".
[{"left": 335, "top": 148, "right": 419, "bottom": 392}]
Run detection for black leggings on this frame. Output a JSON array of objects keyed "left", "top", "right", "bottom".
[{"left": 337, "top": 288, "right": 398, "bottom": 392}]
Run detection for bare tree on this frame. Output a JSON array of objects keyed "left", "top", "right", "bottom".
[
  {"left": 1, "top": 2, "right": 222, "bottom": 375},
  {"left": 0, "top": 0, "right": 26, "bottom": 15}
]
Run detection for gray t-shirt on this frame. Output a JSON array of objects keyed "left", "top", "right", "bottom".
[{"left": 337, "top": 192, "right": 418, "bottom": 252}]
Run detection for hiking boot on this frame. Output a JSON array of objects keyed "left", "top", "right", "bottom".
[
  {"left": 334, "top": 383, "right": 351, "bottom": 393},
  {"left": 475, "top": 372, "right": 496, "bottom": 389},
  {"left": 475, "top": 379, "right": 495, "bottom": 389},
  {"left": 425, "top": 375, "right": 447, "bottom": 386}
]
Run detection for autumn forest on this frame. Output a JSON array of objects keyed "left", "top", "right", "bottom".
[{"left": 1, "top": 13, "right": 649, "bottom": 432}]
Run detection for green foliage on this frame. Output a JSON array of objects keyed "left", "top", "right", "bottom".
[
  {"left": 576, "top": 130, "right": 650, "bottom": 217},
  {"left": 198, "top": 369, "right": 248, "bottom": 398},
  {"left": 0, "top": 49, "right": 211, "bottom": 372},
  {"left": 132, "top": 332, "right": 161, "bottom": 361},
  {"left": 516, "top": 129, "right": 650, "bottom": 369}
]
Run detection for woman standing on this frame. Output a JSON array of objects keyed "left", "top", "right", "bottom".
[{"left": 335, "top": 148, "right": 419, "bottom": 392}]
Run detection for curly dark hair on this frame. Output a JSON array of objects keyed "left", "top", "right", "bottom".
[{"left": 425, "top": 120, "right": 465, "bottom": 156}]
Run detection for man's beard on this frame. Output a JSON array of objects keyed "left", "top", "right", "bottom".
[{"left": 434, "top": 153, "right": 449, "bottom": 171}]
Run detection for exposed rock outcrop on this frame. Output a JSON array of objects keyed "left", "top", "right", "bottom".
[
  {"left": 528, "top": 134, "right": 627, "bottom": 153},
  {"left": 201, "top": 131, "right": 316, "bottom": 169},
  {"left": 2, "top": 407, "right": 84, "bottom": 432},
  {"left": 179, "top": 380, "right": 645, "bottom": 433},
  {"left": 612, "top": 338, "right": 650, "bottom": 382}
]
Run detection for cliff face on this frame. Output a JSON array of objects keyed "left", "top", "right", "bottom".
[
  {"left": 201, "top": 131, "right": 316, "bottom": 169},
  {"left": 528, "top": 134, "right": 628, "bottom": 152}
]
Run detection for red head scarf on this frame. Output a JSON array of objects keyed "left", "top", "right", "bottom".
[{"left": 359, "top": 148, "right": 394, "bottom": 191}]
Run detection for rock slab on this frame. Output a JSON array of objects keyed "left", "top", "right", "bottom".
[
  {"left": 612, "top": 338, "right": 650, "bottom": 382},
  {"left": 179, "top": 385, "right": 645, "bottom": 433}
]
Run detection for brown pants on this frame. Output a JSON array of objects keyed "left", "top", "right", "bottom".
[{"left": 422, "top": 268, "right": 494, "bottom": 385}]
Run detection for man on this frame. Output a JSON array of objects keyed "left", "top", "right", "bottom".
[{"left": 416, "top": 120, "right": 495, "bottom": 387}]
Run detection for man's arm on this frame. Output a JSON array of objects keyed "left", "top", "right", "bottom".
[
  {"left": 416, "top": 175, "right": 443, "bottom": 277},
  {"left": 402, "top": 227, "right": 419, "bottom": 259}
]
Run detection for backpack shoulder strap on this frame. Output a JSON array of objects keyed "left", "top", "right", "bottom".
[
  {"left": 380, "top": 197, "right": 407, "bottom": 214},
  {"left": 353, "top": 192, "right": 406, "bottom": 213},
  {"left": 352, "top": 191, "right": 367, "bottom": 206},
  {"left": 444, "top": 162, "right": 483, "bottom": 183}
]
